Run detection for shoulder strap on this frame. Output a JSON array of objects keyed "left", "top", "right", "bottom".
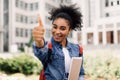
[
  {"left": 44, "top": 42, "right": 52, "bottom": 70},
  {"left": 78, "top": 45, "right": 83, "bottom": 56},
  {"left": 47, "top": 42, "right": 52, "bottom": 62}
]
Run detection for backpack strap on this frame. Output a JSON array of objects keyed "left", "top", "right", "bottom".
[
  {"left": 44, "top": 42, "right": 52, "bottom": 70},
  {"left": 39, "top": 42, "right": 52, "bottom": 80},
  {"left": 47, "top": 42, "right": 52, "bottom": 62},
  {"left": 78, "top": 45, "right": 83, "bottom": 56}
]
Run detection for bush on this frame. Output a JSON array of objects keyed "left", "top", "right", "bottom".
[
  {"left": 84, "top": 54, "right": 120, "bottom": 80},
  {"left": 0, "top": 54, "right": 43, "bottom": 75}
]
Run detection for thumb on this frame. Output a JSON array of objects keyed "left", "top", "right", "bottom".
[{"left": 38, "top": 15, "right": 43, "bottom": 27}]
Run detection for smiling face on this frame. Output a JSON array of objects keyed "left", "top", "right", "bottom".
[{"left": 51, "top": 18, "right": 71, "bottom": 46}]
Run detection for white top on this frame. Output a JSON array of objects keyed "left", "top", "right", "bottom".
[{"left": 62, "top": 47, "right": 71, "bottom": 73}]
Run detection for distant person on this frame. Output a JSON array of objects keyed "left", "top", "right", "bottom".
[{"left": 32, "top": 4, "right": 84, "bottom": 80}]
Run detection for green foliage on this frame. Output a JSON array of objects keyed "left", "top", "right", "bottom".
[
  {"left": 28, "top": 34, "right": 33, "bottom": 47},
  {"left": 84, "top": 54, "right": 120, "bottom": 80},
  {"left": 0, "top": 54, "right": 43, "bottom": 75}
]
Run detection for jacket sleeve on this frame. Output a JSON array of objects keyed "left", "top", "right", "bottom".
[{"left": 32, "top": 41, "right": 49, "bottom": 65}]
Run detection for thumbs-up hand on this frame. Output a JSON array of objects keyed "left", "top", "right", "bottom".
[{"left": 32, "top": 16, "right": 45, "bottom": 47}]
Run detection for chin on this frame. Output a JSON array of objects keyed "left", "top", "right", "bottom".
[
  {"left": 54, "top": 39, "right": 61, "bottom": 43},
  {"left": 54, "top": 38, "right": 62, "bottom": 43}
]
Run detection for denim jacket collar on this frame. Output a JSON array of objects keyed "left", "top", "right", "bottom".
[{"left": 51, "top": 37, "right": 72, "bottom": 50}]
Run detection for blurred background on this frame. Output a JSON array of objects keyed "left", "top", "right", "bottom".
[{"left": 0, "top": 0, "right": 120, "bottom": 80}]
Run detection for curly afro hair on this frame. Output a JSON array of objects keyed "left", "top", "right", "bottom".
[{"left": 49, "top": 4, "right": 83, "bottom": 31}]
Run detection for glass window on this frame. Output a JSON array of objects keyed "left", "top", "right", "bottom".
[
  {"left": 20, "top": 15, "right": 23, "bottom": 23},
  {"left": 98, "top": 32, "right": 103, "bottom": 44},
  {"left": 106, "top": 31, "right": 114, "bottom": 44},
  {"left": 22, "top": 2, "right": 25, "bottom": 9},
  {"left": 106, "top": 13, "right": 109, "bottom": 17},
  {"left": 25, "top": 29, "right": 28, "bottom": 37},
  {"left": 30, "top": 3, "right": 33, "bottom": 11},
  {"left": 16, "top": 28, "right": 19, "bottom": 37},
  {"left": 25, "top": 16, "right": 28, "bottom": 23},
  {"left": 118, "top": 30, "right": 120, "bottom": 43},
  {"left": 87, "top": 33, "right": 93, "bottom": 44},
  {"left": 35, "top": 2, "right": 38, "bottom": 10},
  {"left": 16, "top": 0, "right": 19, "bottom": 7},
  {"left": 4, "top": 0, "right": 9, "bottom": 10},
  {"left": 117, "top": 0, "right": 119, "bottom": 5},
  {"left": 20, "top": 28, "right": 23, "bottom": 37},
  {"left": 25, "top": 3, "right": 28, "bottom": 10},
  {"left": 16, "top": 14, "right": 19, "bottom": 22},
  {"left": 111, "top": 1, "right": 113, "bottom": 6},
  {"left": 29, "top": 16, "right": 33, "bottom": 24},
  {"left": 105, "top": 0, "right": 109, "bottom": 7},
  {"left": 20, "top": 1, "right": 23, "bottom": 9}
]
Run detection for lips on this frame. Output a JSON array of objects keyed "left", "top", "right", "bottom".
[
  {"left": 54, "top": 34, "right": 63, "bottom": 40},
  {"left": 55, "top": 35, "right": 61, "bottom": 39}
]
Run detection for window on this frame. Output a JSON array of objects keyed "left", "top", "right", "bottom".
[
  {"left": 106, "top": 13, "right": 109, "bottom": 17},
  {"left": 30, "top": 3, "right": 33, "bottom": 11},
  {"left": 16, "top": 28, "right": 19, "bottom": 37},
  {"left": 106, "top": 31, "right": 114, "bottom": 44},
  {"left": 16, "top": 14, "right": 19, "bottom": 22},
  {"left": 105, "top": 0, "right": 109, "bottom": 7},
  {"left": 25, "top": 29, "right": 28, "bottom": 37},
  {"left": 25, "top": 3, "right": 28, "bottom": 10},
  {"left": 25, "top": 16, "right": 28, "bottom": 23},
  {"left": 22, "top": 2, "right": 25, "bottom": 9},
  {"left": 16, "top": 0, "right": 19, "bottom": 7},
  {"left": 77, "top": 32, "right": 81, "bottom": 43},
  {"left": 87, "top": 33, "right": 93, "bottom": 44},
  {"left": 111, "top": 1, "right": 113, "bottom": 6},
  {"left": 20, "top": 28, "right": 23, "bottom": 37},
  {"left": 20, "top": 15, "right": 23, "bottom": 22},
  {"left": 35, "top": 3, "right": 38, "bottom": 10},
  {"left": 20, "top": 1, "right": 23, "bottom": 9},
  {"left": 118, "top": 30, "right": 120, "bottom": 43},
  {"left": 29, "top": 16, "right": 33, "bottom": 24},
  {"left": 98, "top": 32, "right": 103, "bottom": 44},
  {"left": 117, "top": 0, "right": 119, "bottom": 5},
  {"left": 4, "top": 0, "right": 9, "bottom": 10}
]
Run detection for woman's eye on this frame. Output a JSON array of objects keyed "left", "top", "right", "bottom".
[
  {"left": 52, "top": 25, "right": 57, "bottom": 29},
  {"left": 60, "top": 27, "right": 66, "bottom": 30}
]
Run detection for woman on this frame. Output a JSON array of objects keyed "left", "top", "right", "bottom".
[{"left": 32, "top": 4, "right": 84, "bottom": 80}]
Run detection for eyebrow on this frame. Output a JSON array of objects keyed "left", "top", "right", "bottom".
[
  {"left": 52, "top": 23, "right": 66, "bottom": 27},
  {"left": 52, "top": 24, "right": 56, "bottom": 26}
]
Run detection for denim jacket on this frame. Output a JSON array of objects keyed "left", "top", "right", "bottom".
[{"left": 33, "top": 38, "right": 84, "bottom": 80}]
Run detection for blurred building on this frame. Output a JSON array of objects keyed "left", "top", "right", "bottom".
[
  {"left": 0, "top": 0, "right": 72, "bottom": 52},
  {"left": 0, "top": 0, "right": 4, "bottom": 52},
  {"left": 76, "top": 0, "right": 120, "bottom": 45}
]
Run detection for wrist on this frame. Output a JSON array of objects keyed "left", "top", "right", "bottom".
[{"left": 35, "top": 39, "right": 44, "bottom": 48}]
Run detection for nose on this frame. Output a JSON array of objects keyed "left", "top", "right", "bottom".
[{"left": 56, "top": 29, "right": 61, "bottom": 34}]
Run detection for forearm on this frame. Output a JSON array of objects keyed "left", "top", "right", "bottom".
[{"left": 33, "top": 41, "right": 48, "bottom": 64}]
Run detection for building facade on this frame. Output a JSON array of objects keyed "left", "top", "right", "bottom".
[
  {"left": 80, "top": 0, "right": 120, "bottom": 45},
  {"left": 0, "top": 0, "right": 72, "bottom": 52},
  {"left": 0, "top": 0, "right": 4, "bottom": 52}
]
